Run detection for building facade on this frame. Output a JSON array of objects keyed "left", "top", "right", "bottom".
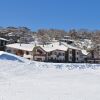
[
  {"left": 6, "top": 43, "right": 34, "bottom": 60},
  {"left": 5, "top": 42, "right": 88, "bottom": 63}
]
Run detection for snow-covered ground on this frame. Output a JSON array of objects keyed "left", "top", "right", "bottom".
[{"left": 0, "top": 51, "right": 100, "bottom": 100}]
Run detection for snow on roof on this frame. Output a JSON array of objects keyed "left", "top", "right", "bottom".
[
  {"left": 0, "top": 37, "right": 9, "bottom": 41},
  {"left": 39, "top": 42, "right": 68, "bottom": 52},
  {"left": 6, "top": 42, "right": 89, "bottom": 55},
  {"left": 81, "top": 50, "right": 89, "bottom": 55},
  {"left": 61, "top": 42, "right": 81, "bottom": 50},
  {"left": 61, "top": 42, "right": 89, "bottom": 55},
  {"left": 6, "top": 43, "right": 35, "bottom": 51}
]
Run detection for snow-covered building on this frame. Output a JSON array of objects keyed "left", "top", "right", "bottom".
[
  {"left": 33, "top": 42, "right": 88, "bottom": 63},
  {"left": 5, "top": 42, "right": 88, "bottom": 63},
  {"left": 33, "top": 42, "right": 67, "bottom": 62},
  {"left": 33, "top": 46, "right": 47, "bottom": 61},
  {"left": 6, "top": 43, "right": 35, "bottom": 60},
  {"left": 59, "top": 36, "right": 75, "bottom": 45}
]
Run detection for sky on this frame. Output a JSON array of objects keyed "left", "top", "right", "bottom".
[{"left": 0, "top": 0, "right": 100, "bottom": 31}]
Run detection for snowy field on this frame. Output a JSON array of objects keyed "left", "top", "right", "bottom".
[{"left": 0, "top": 52, "right": 100, "bottom": 100}]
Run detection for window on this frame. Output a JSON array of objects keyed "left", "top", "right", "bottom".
[
  {"left": 1, "top": 40, "right": 3, "bottom": 46},
  {"left": 26, "top": 51, "right": 29, "bottom": 55},
  {"left": 37, "top": 49, "right": 43, "bottom": 54},
  {"left": 54, "top": 52, "right": 57, "bottom": 55},
  {"left": 77, "top": 52, "right": 79, "bottom": 55},
  {"left": 37, "top": 58, "right": 42, "bottom": 61},
  {"left": 3, "top": 41, "right": 6, "bottom": 45},
  {"left": 51, "top": 57, "right": 53, "bottom": 60},
  {"left": 62, "top": 53, "right": 64, "bottom": 56},
  {"left": 70, "top": 51, "right": 72, "bottom": 54},
  {"left": 50, "top": 52, "right": 52, "bottom": 55},
  {"left": 48, "top": 52, "right": 50, "bottom": 56},
  {"left": 59, "top": 53, "right": 61, "bottom": 56},
  {"left": 77, "top": 57, "right": 78, "bottom": 61},
  {"left": 70, "top": 56, "right": 72, "bottom": 60}
]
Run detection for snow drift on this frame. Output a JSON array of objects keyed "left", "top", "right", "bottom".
[
  {"left": 0, "top": 52, "right": 100, "bottom": 100},
  {"left": 0, "top": 51, "right": 30, "bottom": 63}
]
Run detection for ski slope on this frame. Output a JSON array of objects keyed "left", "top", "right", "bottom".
[{"left": 0, "top": 52, "right": 100, "bottom": 100}]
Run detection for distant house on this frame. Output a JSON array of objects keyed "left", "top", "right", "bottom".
[
  {"left": 6, "top": 43, "right": 35, "bottom": 60},
  {"left": 60, "top": 36, "right": 74, "bottom": 44},
  {"left": 33, "top": 42, "right": 67, "bottom": 62},
  {"left": 0, "top": 37, "right": 9, "bottom": 51},
  {"left": 33, "top": 42, "right": 88, "bottom": 63},
  {"left": 5, "top": 42, "right": 88, "bottom": 63}
]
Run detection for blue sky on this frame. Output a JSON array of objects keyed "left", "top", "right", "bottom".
[{"left": 0, "top": 0, "right": 100, "bottom": 31}]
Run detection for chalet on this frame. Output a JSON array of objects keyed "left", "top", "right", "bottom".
[
  {"left": 6, "top": 43, "right": 35, "bottom": 60},
  {"left": 33, "top": 42, "right": 88, "bottom": 63},
  {"left": 5, "top": 42, "right": 88, "bottom": 63},
  {"left": 33, "top": 42, "right": 67, "bottom": 62},
  {"left": 33, "top": 46, "right": 47, "bottom": 61}
]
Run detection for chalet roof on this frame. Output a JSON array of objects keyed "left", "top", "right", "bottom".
[
  {"left": 61, "top": 42, "right": 81, "bottom": 50},
  {"left": 6, "top": 43, "right": 35, "bottom": 51},
  {"left": 62, "top": 42, "right": 89, "bottom": 55},
  {"left": 39, "top": 42, "right": 68, "bottom": 52},
  {"left": 6, "top": 42, "right": 89, "bottom": 55},
  {"left": 6, "top": 42, "right": 68, "bottom": 52}
]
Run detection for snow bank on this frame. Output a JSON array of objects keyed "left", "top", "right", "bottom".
[
  {"left": 0, "top": 59, "right": 99, "bottom": 79},
  {"left": 0, "top": 56, "right": 99, "bottom": 100},
  {"left": 0, "top": 51, "right": 30, "bottom": 63}
]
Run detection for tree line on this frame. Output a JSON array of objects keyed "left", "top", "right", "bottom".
[{"left": 0, "top": 27, "right": 99, "bottom": 45}]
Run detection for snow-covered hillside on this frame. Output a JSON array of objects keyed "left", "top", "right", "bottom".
[{"left": 0, "top": 52, "right": 100, "bottom": 100}]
